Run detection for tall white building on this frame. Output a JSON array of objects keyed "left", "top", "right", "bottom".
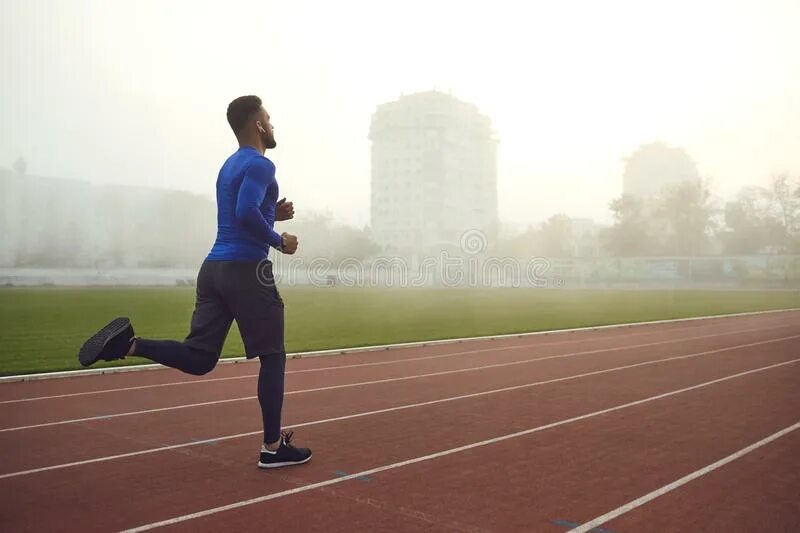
[{"left": 369, "top": 91, "right": 498, "bottom": 253}]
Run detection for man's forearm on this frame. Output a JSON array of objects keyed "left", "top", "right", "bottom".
[{"left": 239, "top": 208, "right": 283, "bottom": 249}]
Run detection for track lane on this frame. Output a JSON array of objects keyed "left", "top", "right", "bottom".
[
  {"left": 1, "top": 310, "right": 794, "bottom": 403},
  {"left": 1, "top": 316, "right": 795, "bottom": 429},
  {"left": 1, "top": 324, "right": 797, "bottom": 475},
  {"left": 157, "top": 359, "right": 800, "bottom": 532},
  {"left": 1, "top": 337, "right": 797, "bottom": 531}
]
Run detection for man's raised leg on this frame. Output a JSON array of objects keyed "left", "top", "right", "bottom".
[{"left": 78, "top": 261, "right": 232, "bottom": 376}]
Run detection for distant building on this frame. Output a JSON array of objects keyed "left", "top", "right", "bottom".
[
  {"left": 623, "top": 142, "right": 700, "bottom": 199},
  {"left": 0, "top": 168, "right": 215, "bottom": 268},
  {"left": 369, "top": 91, "right": 498, "bottom": 253}
]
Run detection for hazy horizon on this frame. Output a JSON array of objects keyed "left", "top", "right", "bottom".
[{"left": 2, "top": 0, "right": 799, "bottom": 229}]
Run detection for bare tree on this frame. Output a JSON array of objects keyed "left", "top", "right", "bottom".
[
  {"left": 721, "top": 186, "right": 781, "bottom": 254},
  {"left": 537, "top": 214, "right": 574, "bottom": 258},
  {"left": 602, "top": 194, "right": 655, "bottom": 256},
  {"left": 767, "top": 173, "right": 800, "bottom": 251},
  {"left": 657, "top": 180, "right": 717, "bottom": 256}
]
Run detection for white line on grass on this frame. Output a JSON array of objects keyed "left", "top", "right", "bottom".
[
  {"left": 0, "top": 320, "right": 714, "bottom": 404},
  {"left": 3, "top": 307, "right": 796, "bottom": 384}
]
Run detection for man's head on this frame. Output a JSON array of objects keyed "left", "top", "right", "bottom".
[{"left": 226, "top": 95, "right": 276, "bottom": 150}]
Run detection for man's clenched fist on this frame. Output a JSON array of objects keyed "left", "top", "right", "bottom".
[
  {"left": 280, "top": 232, "right": 298, "bottom": 254},
  {"left": 276, "top": 198, "right": 295, "bottom": 221}
]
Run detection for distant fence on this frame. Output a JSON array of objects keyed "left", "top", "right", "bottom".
[
  {"left": 270, "top": 255, "right": 800, "bottom": 289},
  {"left": 543, "top": 255, "right": 800, "bottom": 289},
  {"left": 0, "top": 268, "right": 197, "bottom": 287},
  {"left": 273, "top": 255, "right": 800, "bottom": 289},
  {"left": 1, "top": 256, "right": 798, "bottom": 289}
]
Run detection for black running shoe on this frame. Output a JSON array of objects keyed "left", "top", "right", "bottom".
[
  {"left": 257, "top": 431, "right": 312, "bottom": 469},
  {"left": 78, "top": 317, "right": 135, "bottom": 367}
]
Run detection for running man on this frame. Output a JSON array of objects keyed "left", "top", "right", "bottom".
[{"left": 78, "top": 95, "right": 312, "bottom": 469}]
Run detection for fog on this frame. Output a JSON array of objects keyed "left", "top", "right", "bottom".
[{"left": 1, "top": 0, "right": 799, "bottom": 277}]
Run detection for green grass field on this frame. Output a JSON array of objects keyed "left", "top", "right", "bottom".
[{"left": 0, "top": 286, "right": 797, "bottom": 376}]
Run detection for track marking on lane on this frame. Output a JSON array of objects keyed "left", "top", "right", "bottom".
[
  {"left": 121, "top": 358, "right": 800, "bottom": 532},
  {"left": 567, "top": 421, "right": 800, "bottom": 533},
  {"left": 2, "top": 334, "right": 797, "bottom": 479},
  {"left": 553, "top": 519, "right": 614, "bottom": 533},
  {"left": 0, "top": 318, "right": 754, "bottom": 404},
  {"left": 1, "top": 325, "right": 794, "bottom": 433}
]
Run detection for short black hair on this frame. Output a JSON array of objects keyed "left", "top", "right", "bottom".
[{"left": 226, "top": 95, "right": 262, "bottom": 135}]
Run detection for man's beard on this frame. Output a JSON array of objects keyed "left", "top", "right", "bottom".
[{"left": 261, "top": 131, "right": 277, "bottom": 148}]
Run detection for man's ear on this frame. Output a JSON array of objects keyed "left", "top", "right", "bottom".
[{"left": 256, "top": 121, "right": 266, "bottom": 133}]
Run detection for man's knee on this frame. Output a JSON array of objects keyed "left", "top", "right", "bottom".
[
  {"left": 258, "top": 351, "right": 286, "bottom": 371},
  {"left": 189, "top": 348, "right": 219, "bottom": 376},
  {"left": 258, "top": 351, "right": 286, "bottom": 362}
]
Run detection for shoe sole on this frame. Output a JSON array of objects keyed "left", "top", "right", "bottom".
[
  {"left": 78, "top": 317, "right": 131, "bottom": 367},
  {"left": 257, "top": 455, "right": 312, "bottom": 469}
]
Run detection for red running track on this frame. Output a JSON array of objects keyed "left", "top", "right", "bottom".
[{"left": 0, "top": 310, "right": 798, "bottom": 532}]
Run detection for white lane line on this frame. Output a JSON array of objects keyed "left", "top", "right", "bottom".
[
  {"left": 568, "top": 421, "right": 800, "bottom": 533},
  {"left": 120, "top": 358, "right": 800, "bottom": 532},
  {"left": 1, "top": 325, "right": 793, "bottom": 433},
  {"left": 0, "top": 325, "right": 688, "bottom": 405},
  {"left": 0, "top": 316, "right": 748, "bottom": 404},
  {"left": 2, "top": 334, "right": 797, "bottom": 479},
  {"left": 4, "top": 307, "right": 796, "bottom": 386}
]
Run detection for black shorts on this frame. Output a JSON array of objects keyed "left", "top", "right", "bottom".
[{"left": 183, "top": 259, "right": 285, "bottom": 358}]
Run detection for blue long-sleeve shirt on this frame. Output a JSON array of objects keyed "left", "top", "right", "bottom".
[{"left": 206, "top": 146, "right": 283, "bottom": 261}]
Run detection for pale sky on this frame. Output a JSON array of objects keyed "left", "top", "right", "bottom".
[{"left": 2, "top": 0, "right": 799, "bottom": 228}]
